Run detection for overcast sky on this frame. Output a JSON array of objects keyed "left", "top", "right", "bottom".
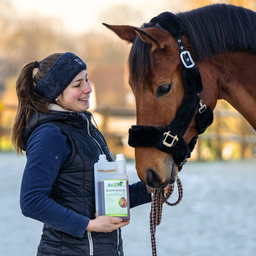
[{"left": 10, "top": 0, "right": 185, "bottom": 33}]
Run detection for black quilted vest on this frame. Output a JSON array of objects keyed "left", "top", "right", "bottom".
[{"left": 23, "top": 110, "right": 124, "bottom": 256}]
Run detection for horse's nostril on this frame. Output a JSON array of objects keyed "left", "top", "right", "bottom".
[{"left": 146, "top": 168, "right": 163, "bottom": 188}]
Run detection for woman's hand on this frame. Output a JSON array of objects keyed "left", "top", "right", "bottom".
[
  {"left": 86, "top": 216, "right": 130, "bottom": 233},
  {"left": 146, "top": 184, "right": 174, "bottom": 195},
  {"left": 163, "top": 184, "right": 174, "bottom": 196}
]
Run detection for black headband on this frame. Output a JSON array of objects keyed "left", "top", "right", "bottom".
[{"left": 36, "top": 52, "right": 87, "bottom": 100}]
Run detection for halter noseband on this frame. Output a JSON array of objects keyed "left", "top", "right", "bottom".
[{"left": 128, "top": 12, "right": 214, "bottom": 170}]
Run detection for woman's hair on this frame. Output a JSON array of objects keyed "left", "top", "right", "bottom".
[{"left": 11, "top": 53, "right": 63, "bottom": 154}]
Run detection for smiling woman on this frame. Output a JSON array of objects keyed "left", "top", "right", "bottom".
[
  {"left": 10, "top": 51, "right": 153, "bottom": 256},
  {"left": 57, "top": 70, "right": 92, "bottom": 112}
]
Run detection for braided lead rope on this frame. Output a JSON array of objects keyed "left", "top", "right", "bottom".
[{"left": 150, "top": 177, "right": 183, "bottom": 256}]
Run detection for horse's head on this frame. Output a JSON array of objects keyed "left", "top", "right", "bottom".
[{"left": 103, "top": 13, "right": 214, "bottom": 188}]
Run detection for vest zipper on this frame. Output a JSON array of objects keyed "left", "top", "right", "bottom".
[
  {"left": 81, "top": 113, "right": 104, "bottom": 154},
  {"left": 87, "top": 231, "right": 94, "bottom": 255},
  {"left": 82, "top": 113, "right": 117, "bottom": 255},
  {"left": 117, "top": 228, "right": 121, "bottom": 255},
  {"left": 81, "top": 113, "right": 96, "bottom": 256}
]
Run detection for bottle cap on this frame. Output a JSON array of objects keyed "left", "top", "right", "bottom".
[
  {"left": 116, "top": 154, "right": 125, "bottom": 161},
  {"left": 115, "top": 154, "right": 126, "bottom": 174},
  {"left": 98, "top": 154, "right": 115, "bottom": 171},
  {"left": 99, "top": 154, "right": 107, "bottom": 161}
]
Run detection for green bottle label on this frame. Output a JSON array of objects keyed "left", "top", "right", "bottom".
[{"left": 104, "top": 179, "right": 128, "bottom": 217}]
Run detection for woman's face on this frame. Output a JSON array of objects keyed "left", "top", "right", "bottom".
[{"left": 57, "top": 70, "right": 92, "bottom": 112}]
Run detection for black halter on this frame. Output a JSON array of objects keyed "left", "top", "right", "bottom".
[{"left": 128, "top": 12, "right": 214, "bottom": 170}]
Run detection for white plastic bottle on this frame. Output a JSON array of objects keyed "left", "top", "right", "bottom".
[{"left": 94, "top": 154, "right": 130, "bottom": 221}]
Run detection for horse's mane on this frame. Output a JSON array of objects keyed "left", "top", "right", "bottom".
[
  {"left": 129, "top": 4, "right": 256, "bottom": 85},
  {"left": 178, "top": 4, "right": 256, "bottom": 61}
]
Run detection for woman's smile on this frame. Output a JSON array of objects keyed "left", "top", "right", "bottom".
[{"left": 57, "top": 70, "right": 92, "bottom": 112}]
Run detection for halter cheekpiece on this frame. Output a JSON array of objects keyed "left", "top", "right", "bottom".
[{"left": 128, "top": 12, "right": 214, "bottom": 170}]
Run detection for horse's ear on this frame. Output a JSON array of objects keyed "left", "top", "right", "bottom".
[
  {"left": 133, "top": 27, "right": 173, "bottom": 51},
  {"left": 103, "top": 23, "right": 137, "bottom": 43}
]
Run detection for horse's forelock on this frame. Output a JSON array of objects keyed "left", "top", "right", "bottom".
[{"left": 128, "top": 35, "right": 153, "bottom": 89}]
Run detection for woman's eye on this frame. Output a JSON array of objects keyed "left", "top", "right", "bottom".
[{"left": 156, "top": 83, "right": 172, "bottom": 97}]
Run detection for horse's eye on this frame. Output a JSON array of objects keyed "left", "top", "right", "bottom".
[{"left": 156, "top": 83, "right": 172, "bottom": 97}]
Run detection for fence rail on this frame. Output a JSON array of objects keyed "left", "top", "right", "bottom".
[{"left": 0, "top": 104, "right": 256, "bottom": 159}]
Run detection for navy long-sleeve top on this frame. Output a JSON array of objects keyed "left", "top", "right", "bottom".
[{"left": 20, "top": 124, "right": 151, "bottom": 238}]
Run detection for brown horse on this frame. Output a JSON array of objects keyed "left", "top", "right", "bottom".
[{"left": 104, "top": 4, "right": 256, "bottom": 188}]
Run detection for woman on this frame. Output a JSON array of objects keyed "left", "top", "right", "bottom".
[{"left": 12, "top": 52, "right": 152, "bottom": 256}]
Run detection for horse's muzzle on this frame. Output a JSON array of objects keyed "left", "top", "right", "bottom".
[{"left": 146, "top": 162, "right": 177, "bottom": 188}]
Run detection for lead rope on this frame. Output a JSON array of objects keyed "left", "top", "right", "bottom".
[{"left": 150, "top": 177, "right": 183, "bottom": 256}]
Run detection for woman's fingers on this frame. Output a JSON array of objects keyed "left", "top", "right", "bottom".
[
  {"left": 113, "top": 220, "right": 130, "bottom": 229},
  {"left": 86, "top": 216, "right": 130, "bottom": 232},
  {"left": 105, "top": 217, "right": 130, "bottom": 231},
  {"left": 163, "top": 184, "right": 174, "bottom": 195}
]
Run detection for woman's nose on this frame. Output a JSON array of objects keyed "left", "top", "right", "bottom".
[{"left": 83, "top": 81, "right": 92, "bottom": 93}]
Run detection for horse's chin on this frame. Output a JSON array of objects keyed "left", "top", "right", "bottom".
[{"left": 169, "top": 161, "right": 179, "bottom": 185}]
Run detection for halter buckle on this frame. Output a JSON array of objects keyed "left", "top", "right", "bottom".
[
  {"left": 179, "top": 156, "right": 188, "bottom": 167},
  {"left": 163, "top": 131, "right": 179, "bottom": 147},
  {"left": 180, "top": 51, "right": 195, "bottom": 68},
  {"left": 199, "top": 100, "right": 207, "bottom": 113}
]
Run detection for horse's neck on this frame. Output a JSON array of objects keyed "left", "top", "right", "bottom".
[{"left": 201, "top": 52, "right": 256, "bottom": 130}]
